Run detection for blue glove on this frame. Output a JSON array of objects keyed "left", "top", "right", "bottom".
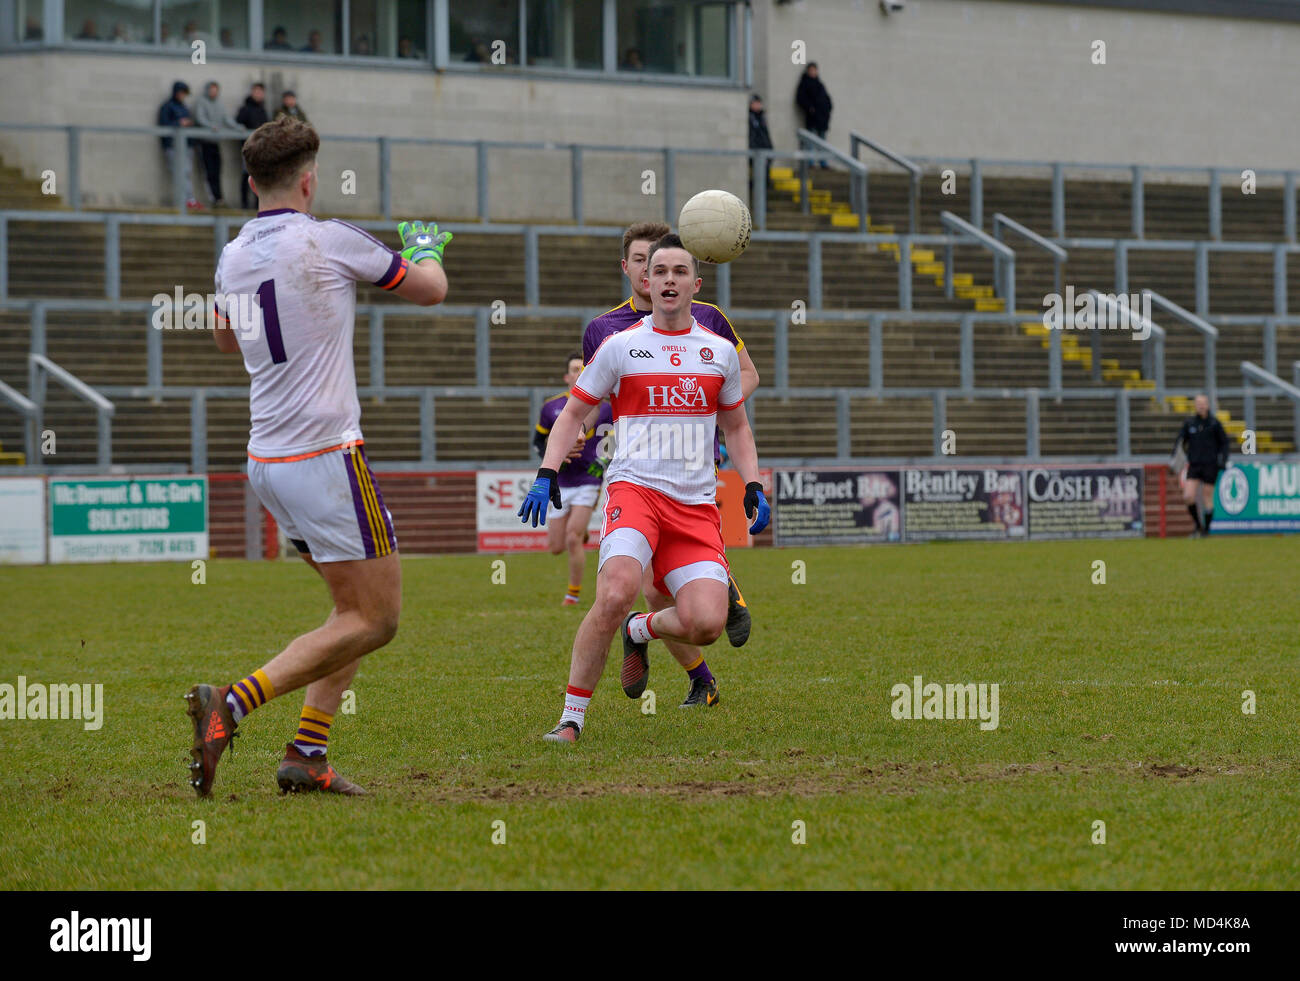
[
  {"left": 744, "top": 481, "right": 770, "bottom": 535},
  {"left": 518, "top": 468, "right": 562, "bottom": 527}
]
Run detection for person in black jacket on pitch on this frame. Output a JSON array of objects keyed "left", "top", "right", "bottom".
[{"left": 1172, "top": 393, "right": 1230, "bottom": 536}]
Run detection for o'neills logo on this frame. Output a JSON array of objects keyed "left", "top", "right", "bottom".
[
  {"left": 890, "top": 675, "right": 999, "bottom": 731},
  {"left": 50, "top": 911, "right": 151, "bottom": 960},
  {"left": 646, "top": 377, "right": 707, "bottom": 408}
]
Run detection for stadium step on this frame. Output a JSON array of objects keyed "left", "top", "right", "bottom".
[
  {"left": 0, "top": 440, "right": 25, "bottom": 465},
  {"left": 1104, "top": 368, "right": 1141, "bottom": 381}
]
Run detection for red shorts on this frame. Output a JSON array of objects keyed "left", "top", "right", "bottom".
[{"left": 599, "top": 480, "right": 728, "bottom": 596}]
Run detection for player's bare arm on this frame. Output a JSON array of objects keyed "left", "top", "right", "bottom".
[
  {"left": 214, "top": 321, "right": 240, "bottom": 353},
  {"left": 540, "top": 396, "right": 590, "bottom": 474},
  {"left": 738, "top": 346, "right": 760, "bottom": 399},
  {"left": 717, "top": 404, "right": 769, "bottom": 532}
]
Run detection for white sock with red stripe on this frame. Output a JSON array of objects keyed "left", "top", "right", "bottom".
[
  {"left": 560, "top": 685, "right": 592, "bottom": 731},
  {"left": 626, "top": 612, "right": 658, "bottom": 645}
]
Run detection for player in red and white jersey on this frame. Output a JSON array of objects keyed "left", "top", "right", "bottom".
[
  {"left": 182, "top": 116, "right": 451, "bottom": 797},
  {"left": 520, "top": 234, "right": 770, "bottom": 743}
]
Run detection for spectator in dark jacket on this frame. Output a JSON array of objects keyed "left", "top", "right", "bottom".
[
  {"left": 1172, "top": 393, "right": 1230, "bottom": 536},
  {"left": 235, "top": 82, "right": 270, "bottom": 209},
  {"left": 796, "top": 63, "right": 833, "bottom": 168},
  {"left": 748, "top": 93, "right": 773, "bottom": 200},
  {"left": 266, "top": 26, "right": 292, "bottom": 49},
  {"left": 157, "top": 81, "right": 200, "bottom": 210}
]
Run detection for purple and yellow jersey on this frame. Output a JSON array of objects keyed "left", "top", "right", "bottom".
[
  {"left": 537, "top": 392, "right": 613, "bottom": 488},
  {"left": 582, "top": 297, "right": 743, "bottom": 366},
  {"left": 582, "top": 298, "right": 744, "bottom": 463}
]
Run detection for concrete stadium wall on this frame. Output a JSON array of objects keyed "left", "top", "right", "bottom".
[
  {"left": 755, "top": 0, "right": 1300, "bottom": 172},
  {"left": 0, "top": 50, "right": 746, "bottom": 220}
]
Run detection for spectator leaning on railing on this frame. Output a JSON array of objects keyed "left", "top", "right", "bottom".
[
  {"left": 193, "top": 80, "right": 240, "bottom": 209},
  {"left": 235, "top": 82, "right": 270, "bottom": 210},
  {"left": 157, "top": 80, "right": 201, "bottom": 211}
]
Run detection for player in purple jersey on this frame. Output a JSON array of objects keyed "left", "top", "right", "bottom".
[
  {"left": 579, "top": 220, "right": 761, "bottom": 709},
  {"left": 534, "top": 351, "right": 614, "bottom": 605}
]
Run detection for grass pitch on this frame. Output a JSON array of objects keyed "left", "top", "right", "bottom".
[{"left": 1, "top": 537, "right": 1297, "bottom": 890}]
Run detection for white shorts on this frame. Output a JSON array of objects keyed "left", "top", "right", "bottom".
[
  {"left": 248, "top": 444, "right": 397, "bottom": 562},
  {"left": 555, "top": 482, "right": 600, "bottom": 515}
]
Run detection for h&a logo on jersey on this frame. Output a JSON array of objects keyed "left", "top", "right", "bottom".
[
  {"left": 630, "top": 349, "right": 654, "bottom": 358},
  {"left": 647, "top": 377, "right": 707, "bottom": 408},
  {"left": 699, "top": 347, "right": 714, "bottom": 363}
]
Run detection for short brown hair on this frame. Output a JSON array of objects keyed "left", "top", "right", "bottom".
[
  {"left": 565, "top": 350, "right": 582, "bottom": 368},
  {"left": 623, "top": 221, "right": 671, "bottom": 258},
  {"left": 647, "top": 233, "right": 697, "bottom": 276},
  {"left": 242, "top": 116, "right": 320, "bottom": 194}
]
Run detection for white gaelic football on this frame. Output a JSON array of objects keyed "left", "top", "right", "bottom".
[{"left": 677, "top": 189, "right": 752, "bottom": 264}]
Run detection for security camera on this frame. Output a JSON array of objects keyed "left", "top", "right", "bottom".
[{"left": 880, "top": 0, "right": 906, "bottom": 13}]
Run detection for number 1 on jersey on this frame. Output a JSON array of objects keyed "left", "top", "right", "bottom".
[{"left": 257, "top": 279, "right": 287, "bottom": 364}]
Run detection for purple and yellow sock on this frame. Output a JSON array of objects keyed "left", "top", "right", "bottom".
[
  {"left": 566, "top": 583, "right": 581, "bottom": 601},
  {"left": 225, "top": 669, "right": 275, "bottom": 723},
  {"left": 684, "top": 654, "right": 714, "bottom": 684},
  {"left": 293, "top": 705, "right": 333, "bottom": 758}
]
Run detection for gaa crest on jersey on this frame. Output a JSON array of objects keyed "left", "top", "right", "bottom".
[
  {"left": 699, "top": 347, "right": 714, "bottom": 363},
  {"left": 609, "top": 506, "right": 622, "bottom": 521}
]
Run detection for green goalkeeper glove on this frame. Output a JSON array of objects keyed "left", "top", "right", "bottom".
[{"left": 397, "top": 220, "right": 452, "bottom": 265}]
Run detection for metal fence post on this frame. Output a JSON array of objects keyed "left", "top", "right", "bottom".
[
  {"left": 931, "top": 390, "right": 946, "bottom": 455},
  {"left": 1116, "top": 391, "right": 1130, "bottom": 457},
  {"left": 378, "top": 136, "right": 392, "bottom": 220},
  {"left": 1205, "top": 332, "right": 1217, "bottom": 410},
  {"left": 147, "top": 306, "right": 162, "bottom": 389},
  {"left": 1049, "top": 324, "right": 1061, "bottom": 394},
  {"left": 1131, "top": 165, "right": 1144, "bottom": 239},
  {"left": 104, "top": 214, "right": 120, "bottom": 300},
  {"left": 190, "top": 389, "right": 207, "bottom": 473},
  {"left": 475, "top": 307, "right": 490, "bottom": 390},
  {"left": 715, "top": 260, "right": 731, "bottom": 312},
  {"left": 969, "top": 158, "right": 983, "bottom": 229},
  {"left": 808, "top": 234, "right": 822, "bottom": 310},
  {"left": 943, "top": 240, "right": 953, "bottom": 299},
  {"left": 1195, "top": 243, "right": 1209, "bottom": 316},
  {"left": 1051, "top": 163, "right": 1065, "bottom": 238},
  {"left": 773, "top": 311, "right": 789, "bottom": 394},
  {"left": 960, "top": 314, "right": 974, "bottom": 392},
  {"left": 476, "top": 141, "right": 489, "bottom": 220},
  {"left": 1025, "top": 389, "right": 1040, "bottom": 456},
  {"left": 1264, "top": 318, "right": 1277, "bottom": 376},
  {"left": 1208, "top": 168, "right": 1221, "bottom": 241},
  {"left": 1274, "top": 244, "right": 1287, "bottom": 316},
  {"left": 420, "top": 389, "right": 436, "bottom": 462},
  {"left": 1114, "top": 239, "right": 1128, "bottom": 295},
  {"left": 524, "top": 226, "right": 540, "bottom": 306},
  {"left": 754, "top": 151, "right": 768, "bottom": 230},
  {"left": 1285, "top": 171, "right": 1296, "bottom": 243},
  {"left": 898, "top": 236, "right": 911, "bottom": 311},
  {"left": 1242, "top": 381, "right": 1255, "bottom": 431},
  {"left": 67, "top": 126, "right": 82, "bottom": 211},
  {"left": 97, "top": 405, "right": 112, "bottom": 469},
  {"left": 173, "top": 129, "right": 187, "bottom": 213},
  {"left": 799, "top": 152, "right": 809, "bottom": 216},
  {"left": 836, "top": 390, "right": 851, "bottom": 460},
  {"left": 571, "top": 144, "right": 584, "bottom": 225},
  {"left": 869, "top": 314, "right": 883, "bottom": 391}
]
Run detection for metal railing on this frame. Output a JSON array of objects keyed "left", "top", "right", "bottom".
[
  {"left": 940, "top": 211, "right": 1016, "bottom": 311},
  {"left": 907, "top": 153, "right": 1299, "bottom": 243},
  {"left": 1086, "top": 289, "right": 1167, "bottom": 401},
  {"left": 0, "top": 378, "right": 38, "bottom": 462},
  {"left": 1143, "top": 290, "right": 1218, "bottom": 408},
  {"left": 1241, "top": 362, "right": 1300, "bottom": 444},
  {"left": 27, "top": 353, "right": 114, "bottom": 468},
  {"left": 795, "top": 128, "right": 869, "bottom": 233},
  {"left": 849, "top": 131, "right": 922, "bottom": 235},
  {"left": 5, "top": 297, "right": 1298, "bottom": 469}
]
